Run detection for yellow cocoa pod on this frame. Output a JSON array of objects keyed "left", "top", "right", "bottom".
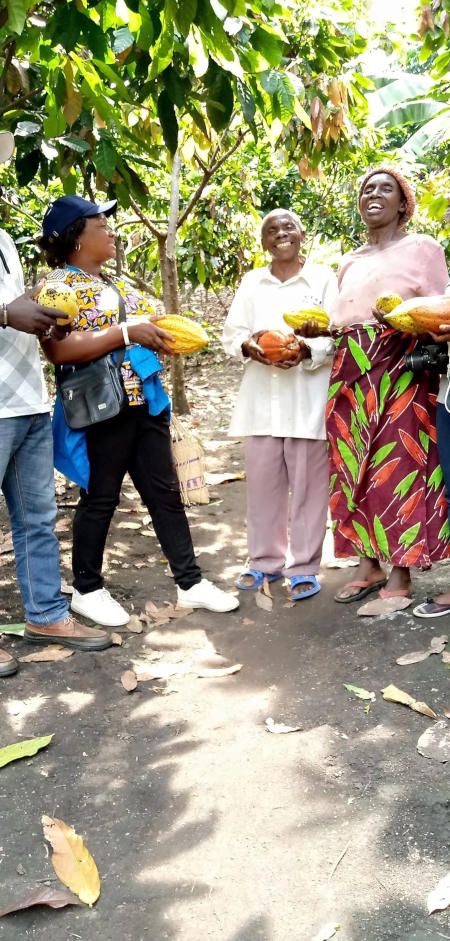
[
  {"left": 283, "top": 307, "right": 330, "bottom": 332},
  {"left": 154, "top": 314, "right": 208, "bottom": 354},
  {"left": 37, "top": 281, "right": 79, "bottom": 325},
  {"left": 394, "top": 295, "right": 450, "bottom": 333},
  {"left": 375, "top": 292, "right": 403, "bottom": 314},
  {"left": 384, "top": 311, "right": 417, "bottom": 334}
]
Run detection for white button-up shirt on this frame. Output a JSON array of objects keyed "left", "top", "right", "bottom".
[
  {"left": 222, "top": 261, "right": 338, "bottom": 439},
  {"left": 0, "top": 230, "right": 49, "bottom": 418}
]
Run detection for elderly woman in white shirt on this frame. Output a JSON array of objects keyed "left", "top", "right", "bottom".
[{"left": 222, "top": 209, "right": 338, "bottom": 600}]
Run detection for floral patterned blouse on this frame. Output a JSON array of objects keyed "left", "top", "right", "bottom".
[{"left": 50, "top": 266, "right": 156, "bottom": 406}]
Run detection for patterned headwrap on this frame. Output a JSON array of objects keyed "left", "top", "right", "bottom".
[{"left": 358, "top": 166, "right": 416, "bottom": 227}]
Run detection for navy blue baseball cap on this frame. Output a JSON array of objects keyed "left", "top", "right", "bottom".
[{"left": 42, "top": 195, "right": 117, "bottom": 239}]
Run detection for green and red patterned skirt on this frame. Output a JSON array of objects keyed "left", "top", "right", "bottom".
[{"left": 327, "top": 324, "right": 450, "bottom": 568}]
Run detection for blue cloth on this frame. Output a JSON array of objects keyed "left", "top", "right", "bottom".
[
  {"left": 52, "top": 393, "right": 90, "bottom": 490},
  {"left": 51, "top": 347, "right": 170, "bottom": 491},
  {"left": 127, "top": 346, "right": 171, "bottom": 419},
  {"left": 0, "top": 412, "right": 69, "bottom": 623}
]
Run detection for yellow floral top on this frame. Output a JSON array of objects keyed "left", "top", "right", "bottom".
[{"left": 50, "top": 266, "right": 156, "bottom": 406}]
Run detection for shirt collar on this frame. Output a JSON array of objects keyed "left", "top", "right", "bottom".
[{"left": 259, "top": 261, "right": 314, "bottom": 289}]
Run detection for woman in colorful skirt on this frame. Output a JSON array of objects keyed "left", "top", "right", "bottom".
[{"left": 328, "top": 166, "right": 450, "bottom": 612}]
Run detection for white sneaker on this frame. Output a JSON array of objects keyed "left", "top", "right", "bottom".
[
  {"left": 71, "top": 587, "right": 129, "bottom": 627},
  {"left": 177, "top": 578, "right": 239, "bottom": 613}
]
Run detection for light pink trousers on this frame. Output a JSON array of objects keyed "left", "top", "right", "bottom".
[{"left": 244, "top": 436, "right": 329, "bottom": 576}]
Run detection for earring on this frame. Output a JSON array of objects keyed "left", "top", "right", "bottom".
[{"left": 75, "top": 242, "right": 81, "bottom": 252}]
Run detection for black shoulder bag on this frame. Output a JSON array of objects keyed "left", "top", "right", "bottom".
[{"left": 56, "top": 279, "right": 129, "bottom": 430}]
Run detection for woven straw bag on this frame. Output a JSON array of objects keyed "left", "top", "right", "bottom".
[{"left": 171, "top": 415, "right": 209, "bottom": 507}]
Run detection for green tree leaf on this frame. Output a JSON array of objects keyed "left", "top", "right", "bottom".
[
  {"left": 0, "top": 735, "right": 53, "bottom": 769},
  {"left": 399, "top": 522, "right": 421, "bottom": 548},
  {"left": 394, "top": 470, "right": 419, "bottom": 499},
  {"left": 174, "top": 0, "right": 197, "bottom": 34},
  {"left": 94, "top": 136, "right": 117, "bottom": 179},
  {"left": 149, "top": 13, "right": 174, "bottom": 79},
  {"left": 113, "top": 26, "right": 134, "bottom": 54},
  {"left": 374, "top": 514, "right": 389, "bottom": 558},
  {"left": 337, "top": 438, "right": 359, "bottom": 482},
  {"left": 7, "top": 0, "right": 33, "bottom": 34},
  {"left": 157, "top": 90, "right": 179, "bottom": 154}
]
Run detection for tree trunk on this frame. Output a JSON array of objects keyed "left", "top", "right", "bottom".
[
  {"left": 157, "top": 152, "right": 189, "bottom": 415},
  {"left": 157, "top": 231, "right": 189, "bottom": 415}
]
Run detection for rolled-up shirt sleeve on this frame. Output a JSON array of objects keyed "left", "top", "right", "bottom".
[{"left": 301, "top": 267, "right": 338, "bottom": 370}]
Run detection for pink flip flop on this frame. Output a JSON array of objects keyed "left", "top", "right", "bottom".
[{"left": 334, "top": 578, "right": 387, "bottom": 604}]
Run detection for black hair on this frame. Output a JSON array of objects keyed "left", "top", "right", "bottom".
[{"left": 38, "top": 216, "right": 87, "bottom": 268}]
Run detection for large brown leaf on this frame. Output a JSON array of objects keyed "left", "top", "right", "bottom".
[
  {"left": 41, "top": 816, "right": 100, "bottom": 906},
  {"left": 0, "top": 885, "right": 81, "bottom": 917}
]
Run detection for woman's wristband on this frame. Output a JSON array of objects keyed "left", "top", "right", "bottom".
[{"left": 119, "top": 322, "right": 130, "bottom": 347}]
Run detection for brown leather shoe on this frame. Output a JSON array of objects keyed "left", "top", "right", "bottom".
[
  {"left": 24, "top": 616, "right": 112, "bottom": 651},
  {"left": 0, "top": 648, "right": 19, "bottom": 676}
]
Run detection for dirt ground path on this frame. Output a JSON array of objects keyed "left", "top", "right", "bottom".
[{"left": 1, "top": 351, "right": 450, "bottom": 941}]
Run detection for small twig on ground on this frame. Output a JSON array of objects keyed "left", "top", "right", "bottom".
[{"left": 328, "top": 841, "right": 350, "bottom": 881}]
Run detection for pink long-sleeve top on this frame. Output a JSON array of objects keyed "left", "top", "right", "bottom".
[{"left": 332, "top": 233, "right": 449, "bottom": 328}]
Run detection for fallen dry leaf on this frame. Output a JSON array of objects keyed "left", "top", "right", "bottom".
[
  {"left": 127, "top": 615, "right": 143, "bottom": 634},
  {"left": 116, "top": 521, "right": 141, "bottom": 530},
  {"left": 19, "top": 645, "right": 74, "bottom": 663},
  {"left": 121, "top": 670, "right": 137, "bottom": 691},
  {"left": 255, "top": 591, "right": 273, "bottom": 612},
  {"left": 442, "top": 651, "right": 450, "bottom": 664},
  {"left": 0, "top": 734, "right": 53, "bottom": 769},
  {"left": 0, "top": 885, "right": 81, "bottom": 918},
  {"left": 397, "top": 635, "right": 448, "bottom": 665},
  {"left": 0, "top": 538, "right": 13, "bottom": 554},
  {"left": 444, "top": 707, "right": 450, "bottom": 718},
  {"left": 110, "top": 633, "right": 123, "bottom": 646},
  {"left": 195, "top": 661, "right": 242, "bottom": 678},
  {"left": 430, "top": 635, "right": 448, "bottom": 651},
  {"left": 134, "top": 562, "right": 147, "bottom": 569},
  {"left": 265, "top": 717, "right": 302, "bottom": 734},
  {"left": 242, "top": 618, "right": 255, "bottom": 626},
  {"left": 42, "top": 815, "right": 100, "bottom": 906},
  {"left": 417, "top": 720, "right": 450, "bottom": 762},
  {"left": 396, "top": 650, "right": 433, "bottom": 665},
  {"left": 311, "top": 923, "right": 340, "bottom": 941},
  {"left": 382, "top": 684, "right": 437, "bottom": 719},
  {"left": 54, "top": 517, "right": 71, "bottom": 533},
  {"left": 205, "top": 471, "right": 245, "bottom": 485},
  {"left": 427, "top": 871, "right": 450, "bottom": 914},
  {"left": 136, "top": 663, "right": 188, "bottom": 681}
]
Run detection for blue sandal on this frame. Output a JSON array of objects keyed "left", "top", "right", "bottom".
[
  {"left": 290, "top": 575, "right": 321, "bottom": 601},
  {"left": 235, "top": 569, "right": 282, "bottom": 591}
]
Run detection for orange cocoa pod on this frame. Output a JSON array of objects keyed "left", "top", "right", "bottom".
[
  {"left": 388, "top": 295, "right": 450, "bottom": 333},
  {"left": 258, "top": 330, "right": 300, "bottom": 363}
]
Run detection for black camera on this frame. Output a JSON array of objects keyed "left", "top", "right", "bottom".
[{"left": 404, "top": 343, "right": 449, "bottom": 375}]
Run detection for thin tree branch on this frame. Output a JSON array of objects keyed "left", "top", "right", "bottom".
[
  {"left": 129, "top": 196, "right": 166, "bottom": 239},
  {"left": 177, "top": 129, "right": 247, "bottom": 229},
  {"left": 0, "top": 84, "right": 43, "bottom": 117},
  {"left": 166, "top": 150, "right": 181, "bottom": 261},
  {"left": 0, "top": 40, "right": 16, "bottom": 100},
  {"left": 0, "top": 195, "right": 41, "bottom": 228}
]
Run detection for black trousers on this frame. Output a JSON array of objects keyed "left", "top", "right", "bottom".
[{"left": 72, "top": 405, "right": 202, "bottom": 593}]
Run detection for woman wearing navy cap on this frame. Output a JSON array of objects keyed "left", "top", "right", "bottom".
[{"left": 41, "top": 196, "right": 239, "bottom": 626}]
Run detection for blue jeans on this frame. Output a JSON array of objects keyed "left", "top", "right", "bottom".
[
  {"left": 0, "top": 413, "right": 68, "bottom": 624},
  {"left": 437, "top": 403, "right": 450, "bottom": 528}
]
